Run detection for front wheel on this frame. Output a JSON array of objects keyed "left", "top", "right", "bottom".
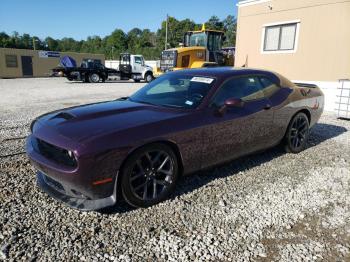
[
  {"left": 89, "top": 73, "right": 100, "bottom": 83},
  {"left": 121, "top": 144, "right": 179, "bottom": 208},
  {"left": 284, "top": 112, "right": 310, "bottom": 153},
  {"left": 145, "top": 73, "right": 154, "bottom": 83}
]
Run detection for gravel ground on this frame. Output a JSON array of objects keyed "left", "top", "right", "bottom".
[{"left": 0, "top": 78, "right": 349, "bottom": 261}]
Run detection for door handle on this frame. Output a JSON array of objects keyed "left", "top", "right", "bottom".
[{"left": 264, "top": 104, "right": 271, "bottom": 110}]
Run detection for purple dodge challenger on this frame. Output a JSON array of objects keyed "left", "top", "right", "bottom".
[{"left": 26, "top": 67, "right": 324, "bottom": 210}]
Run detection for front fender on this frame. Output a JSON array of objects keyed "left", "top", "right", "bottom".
[{"left": 142, "top": 69, "right": 153, "bottom": 79}]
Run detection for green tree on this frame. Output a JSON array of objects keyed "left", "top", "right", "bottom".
[
  {"left": 127, "top": 27, "right": 143, "bottom": 52},
  {"left": 105, "top": 29, "right": 127, "bottom": 59},
  {"left": 0, "top": 14, "right": 237, "bottom": 59},
  {"left": 223, "top": 15, "right": 237, "bottom": 47},
  {"left": 45, "top": 37, "right": 59, "bottom": 51},
  {"left": 156, "top": 16, "right": 200, "bottom": 50},
  {"left": 0, "top": 32, "right": 13, "bottom": 48},
  {"left": 206, "top": 15, "right": 224, "bottom": 31}
]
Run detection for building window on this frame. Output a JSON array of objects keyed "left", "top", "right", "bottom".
[
  {"left": 263, "top": 23, "right": 298, "bottom": 52},
  {"left": 5, "top": 55, "right": 18, "bottom": 68}
]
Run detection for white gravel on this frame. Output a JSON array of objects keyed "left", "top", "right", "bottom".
[{"left": 0, "top": 78, "right": 349, "bottom": 261}]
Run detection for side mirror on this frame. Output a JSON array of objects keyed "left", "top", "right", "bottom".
[{"left": 217, "top": 98, "right": 244, "bottom": 115}]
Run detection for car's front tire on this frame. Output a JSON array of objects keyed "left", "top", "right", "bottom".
[
  {"left": 284, "top": 112, "right": 310, "bottom": 153},
  {"left": 121, "top": 143, "right": 179, "bottom": 208}
]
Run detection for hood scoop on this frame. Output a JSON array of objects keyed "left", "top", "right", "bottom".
[{"left": 50, "top": 112, "right": 76, "bottom": 121}]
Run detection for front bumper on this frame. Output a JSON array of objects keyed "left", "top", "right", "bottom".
[
  {"left": 26, "top": 134, "right": 119, "bottom": 211},
  {"left": 37, "top": 171, "right": 116, "bottom": 211}
]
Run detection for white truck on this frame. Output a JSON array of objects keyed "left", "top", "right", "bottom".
[{"left": 114, "top": 53, "right": 154, "bottom": 83}]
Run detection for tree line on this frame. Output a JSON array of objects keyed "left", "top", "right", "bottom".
[{"left": 0, "top": 15, "right": 236, "bottom": 60}]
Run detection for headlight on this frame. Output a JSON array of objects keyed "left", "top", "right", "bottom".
[{"left": 67, "top": 150, "right": 74, "bottom": 158}]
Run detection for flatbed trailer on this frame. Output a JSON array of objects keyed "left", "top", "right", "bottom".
[{"left": 52, "top": 54, "right": 154, "bottom": 83}]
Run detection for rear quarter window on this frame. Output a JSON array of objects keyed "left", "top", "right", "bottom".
[{"left": 259, "top": 76, "right": 280, "bottom": 97}]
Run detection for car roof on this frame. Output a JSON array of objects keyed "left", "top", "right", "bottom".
[{"left": 170, "top": 67, "right": 277, "bottom": 79}]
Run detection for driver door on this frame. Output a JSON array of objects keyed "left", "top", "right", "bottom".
[
  {"left": 133, "top": 56, "right": 143, "bottom": 74},
  {"left": 200, "top": 75, "right": 274, "bottom": 168}
]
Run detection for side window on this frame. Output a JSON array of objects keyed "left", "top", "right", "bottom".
[
  {"left": 95, "top": 63, "right": 104, "bottom": 69},
  {"left": 5, "top": 55, "right": 18, "bottom": 68},
  {"left": 212, "top": 76, "right": 264, "bottom": 106},
  {"left": 134, "top": 56, "right": 142, "bottom": 64},
  {"left": 259, "top": 76, "right": 280, "bottom": 97}
]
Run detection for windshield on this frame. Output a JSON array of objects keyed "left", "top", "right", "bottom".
[
  {"left": 189, "top": 32, "right": 207, "bottom": 47},
  {"left": 129, "top": 74, "right": 215, "bottom": 109}
]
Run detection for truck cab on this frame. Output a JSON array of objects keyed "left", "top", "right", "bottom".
[
  {"left": 119, "top": 53, "right": 154, "bottom": 82},
  {"left": 183, "top": 29, "right": 225, "bottom": 64}
]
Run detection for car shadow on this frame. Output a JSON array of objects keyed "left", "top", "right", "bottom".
[{"left": 100, "top": 123, "right": 347, "bottom": 214}]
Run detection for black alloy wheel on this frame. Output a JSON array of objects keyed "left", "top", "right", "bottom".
[
  {"left": 121, "top": 144, "right": 179, "bottom": 207},
  {"left": 284, "top": 112, "right": 310, "bottom": 153}
]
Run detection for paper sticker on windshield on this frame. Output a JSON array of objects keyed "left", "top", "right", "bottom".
[{"left": 190, "top": 77, "right": 214, "bottom": 84}]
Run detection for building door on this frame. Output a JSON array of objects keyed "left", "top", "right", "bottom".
[{"left": 21, "top": 56, "right": 33, "bottom": 76}]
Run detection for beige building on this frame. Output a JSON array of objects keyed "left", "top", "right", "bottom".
[
  {"left": 0, "top": 48, "right": 105, "bottom": 78},
  {"left": 235, "top": 0, "right": 350, "bottom": 111}
]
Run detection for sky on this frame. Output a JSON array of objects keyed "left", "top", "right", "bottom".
[{"left": 0, "top": 0, "right": 238, "bottom": 40}]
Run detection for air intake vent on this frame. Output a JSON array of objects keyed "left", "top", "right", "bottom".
[{"left": 51, "top": 112, "right": 75, "bottom": 121}]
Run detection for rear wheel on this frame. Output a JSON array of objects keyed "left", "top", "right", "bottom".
[
  {"left": 121, "top": 144, "right": 179, "bottom": 208},
  {"left": 284, "top": 112, "right": 310, "bottom": 153},
  {"left": 89, "top": 73, "right": 100, "bottom": 83}
]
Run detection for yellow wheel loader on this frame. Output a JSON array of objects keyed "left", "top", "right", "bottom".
[{"left": 154, "top": 24, "right": 235, "bottom": 77}]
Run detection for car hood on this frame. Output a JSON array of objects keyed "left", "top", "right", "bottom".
[{"left": 34, "top": 100, "right": 187, "bottom": 144}]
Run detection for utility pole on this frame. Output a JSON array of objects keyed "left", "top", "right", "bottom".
[
  {"left": 32, "top": 37, "right": 36, "bottom": 50},
  {"left": 165, "top": 14, "right": 168, "bottom": 50}
]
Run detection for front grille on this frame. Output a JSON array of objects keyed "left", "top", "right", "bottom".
[
  {"left": 33, "top": 138, "right": 77, "bottom": 168},
  {"left": 160, "top": 50, "right": 177, "bottom": 71}
]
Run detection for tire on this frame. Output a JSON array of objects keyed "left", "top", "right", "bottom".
[
  {"left": 284, "top": 112, "right": 310, "bottom": 153},
  {"left": 134, "top": 79, "right": 141, "bottom": 83},
  {"left": 145, "top": 73, "right": 154, "bottom": 83},
  {"left": 89, "top": 73, "right": 100, "bottom": 83},
  {"left": 121, "top": 143, "right": 179, "bottom": 208}
]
